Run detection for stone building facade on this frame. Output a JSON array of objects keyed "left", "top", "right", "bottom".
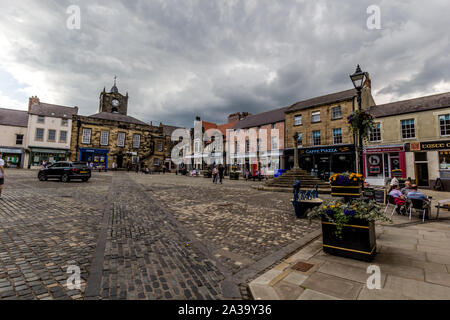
[
  {"left": 284, "top": 82, "right": 375, "bottom": 180},
  {"left": 69, "top": 82, "right": 166, "bottom": 170}
]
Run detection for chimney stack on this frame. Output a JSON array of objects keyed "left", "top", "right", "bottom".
[{"left": 28, "top": 96, "right": 40, "bottom": 112}]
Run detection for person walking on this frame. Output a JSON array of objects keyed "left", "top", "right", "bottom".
[
  {"left": 0, "top": 153, "right": 5, "bottom": 199},
  {"left": 218, "top": 164, "right": 225, "bottom": 184},
  {"left": 212, "top": 165, "right": 218, "bottom": 184},
  {"left": 135, "top": 163, "right": 140, "bottom": 174}
]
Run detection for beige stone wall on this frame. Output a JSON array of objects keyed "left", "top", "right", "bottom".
[
  {"left": 69, "top": 115, "right": 166, "bottom": 169},
  {"left": 285, "top": 99, "right": 355, "bottom": 149}
]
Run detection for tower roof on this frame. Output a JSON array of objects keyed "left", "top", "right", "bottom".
[{"left": 111, "top": 76, "right": 118, "bottom": 93}]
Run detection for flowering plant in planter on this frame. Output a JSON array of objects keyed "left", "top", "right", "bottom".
[
  {"left": 347, "top": 110, "right": 375, "bottom": 141},
  {"left": 308, "top": 198, "right": 390, "bottom": 239},
  {"left": 329, "top": 172, "right": 364, "bottom": 186}
]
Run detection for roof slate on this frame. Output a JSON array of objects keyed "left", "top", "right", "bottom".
[
  {"left": 286, "top": 89, "right": 356, "bottom": 113},
  {"left": 29, "top": 103, "right": 78, "bottom": 118},
  {"left": 233, "top": 106, "right": 288, "bottom": 129},
  {"left": 88, "top": 112, "right": 149, "bottom": 126},
  {"left": 0, "top": 108, "right": 29, "bottom": 127},
  {"left": 368, "top": 92, "right": 450, "bottom": 118}
]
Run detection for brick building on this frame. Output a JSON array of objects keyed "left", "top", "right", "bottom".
[{"left": 70, "top": 81, "right": 166, "bottom": 170}]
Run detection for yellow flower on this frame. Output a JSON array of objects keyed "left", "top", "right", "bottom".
[
  {"left": 330, "top": 205, "right": 335, "bottom": 209},
  {"left": 323, "top": 206, "right": 327, "bottom": 209}
]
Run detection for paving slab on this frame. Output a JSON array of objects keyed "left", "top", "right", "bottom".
[
  {"left": 357, "top": 287, "right": 412, "bottom": 300},
  {"left": 282, "top": 272, "right": 308, "bottom": 286},
  {"left": 427, "top": 253, "right": 450, "bottom": 265},
  {"left": 297, "top": 289, "right": 341, "bottom": 300},
  {"left": 301, "top": 272, "right": 363, "bottom": 300},
  {"left": 384, "top": 275, "right": 450, "bottom": 300},
  {"left": 273, "top": 281, "right": 304, "bottom": 300},
  {"left": 318, "top": 261, "right": 386, "bottom": 285},
  {"left": 251, "top": 270, "right": 283, "bottom": 286},
  {"left": 417, "top": 245, "right": 450, "bottom": 257},
  {"left": 248, "top": 283, "right": 279, "bottom": 300},
  {"left": 424, "top": 270, "right": 450, "bottom": 287}
]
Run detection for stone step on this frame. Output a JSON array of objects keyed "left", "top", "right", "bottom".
[{"left": 254, "top": 185, "right": 331, "bottom": 194}]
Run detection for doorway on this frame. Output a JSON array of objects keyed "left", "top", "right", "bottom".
[
  {"left": 414, "top": 152, "right": 429, "bottom": 186},
  {"left": 117, "top": 155, "right": 123, "bottom": 168}
]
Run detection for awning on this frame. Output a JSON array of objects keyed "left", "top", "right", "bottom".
[
  {"left": 0, "top": 148, "right": 24, "bottom": 154},
  {"left": 30, "top": 148, "right": 69, "bottom": 154}
]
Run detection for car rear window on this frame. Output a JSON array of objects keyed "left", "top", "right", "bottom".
[{"left": 73, "top": 162, "right": 88, "bottom": 169}]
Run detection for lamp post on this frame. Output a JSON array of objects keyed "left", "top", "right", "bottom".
[
  {"left": 293, "top": 132, "right": 300, "bottom": 169},
  {"left": 349, "top": 65, "right": 366, "bottom": 180}
]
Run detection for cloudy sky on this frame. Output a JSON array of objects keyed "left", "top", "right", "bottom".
[{"left": 0, "top": 0, "right": 449, "bottom": 127}]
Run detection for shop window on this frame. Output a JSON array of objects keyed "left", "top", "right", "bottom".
[
  {"left": 294, "top": 115, "right": 302, "bottom": 126},
  {"left": 35, "top": 128, "right": 44, "bottom": 141},
  {"left": 117, "top": 132, "right": 126, "bottom": 147},
  {"left": 369, "top": 123, "right": 381, "bottom": 142},
  {"left": 312, "top": 111, "right": 320, "bottom": 123},
  {"left": 312, "top": 131, "right": 321, "bottom": 146},
  {"left": 60, "top": 131, "right": 67, "bottom": 143},
  {"left": 100, "top": 131, "right": 109, "bottom": 146},
  {"left": 37, "top": 116, "right": 45, "bottom": 123},
  {"left": 48, "top": 129, "right": 56, "bottom": 142},
  {"left": 82, "top": 128, "right": 92, "bottom": 144},
  {"left": 439, "top": 151, "right": 450, "bottom": 169},
  {"left": 157, "top": 141, "right": 163, "bottom": 152},
  {"left": 16, "top": 134, "right": 24, "bottom": 145},
  {"left": 366, "top": 154, "right": 383, "bottom": 177},
  {"left": 332, "top": 128, "right": 342, "bottom": 144},
  {"left": 439, "top": 114, "right": 450, "bottom": 136},
  {"left": 133, "top": 134, "right": 141, "bottom": 148},
  {"left": 401, "top": 119, "right": 415, "bottom": 139},
  {"left": 331, "top": 106, "right": 342, "bottom": 119}
]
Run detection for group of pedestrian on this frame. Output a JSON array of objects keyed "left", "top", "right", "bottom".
[
  {"left": 244, "top": 166, "right": 268, "bottom": 181},
  {"left": 212, "top": 164, "right": 225, "bottom": 184}
]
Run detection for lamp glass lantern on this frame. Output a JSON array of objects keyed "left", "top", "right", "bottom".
[{"left": 350, "top": 65, "right": 366, "bottom": 90}]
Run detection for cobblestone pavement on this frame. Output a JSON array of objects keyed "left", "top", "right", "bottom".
[
  {"left": 135, "top": 174, "right": 321, "bottom": 274},
  {"left": 0, "top": 170, "right": 321, "bottom": 300}
]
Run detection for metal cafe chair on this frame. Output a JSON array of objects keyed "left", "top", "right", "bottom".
[
  {"left": 409, "top": 198, "right": 428, "bottom": 222},
  {"left": 384, "top": 195, "right": 399, "bottom": 217}
]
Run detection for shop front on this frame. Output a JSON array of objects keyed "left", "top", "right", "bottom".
[
  {"left": 363, "top": 144, "right": 406, "bottom": 186},
  {"left": 284, "top": 144, "right": 355, "bottom": 181},
  {"left": 0, "top": 147, "right": 25, "bottom": 168},
  {"left": 79, "top": 148, "right": 109, "bottom": 169},
  {"left": 28, "top": 147, "right": 70, "bottom": 168},
  {"left": 407, "top": 140, "right": 450, "bottom": 189}
]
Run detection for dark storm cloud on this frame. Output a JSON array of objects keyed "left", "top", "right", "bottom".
[{"left": 0, "top": 0, "right": 449, "bottom": 127}]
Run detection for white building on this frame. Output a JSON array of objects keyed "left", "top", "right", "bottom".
[
  {"left": 0, "top": 108, "right": 29, "bottom": 168},
  {"left": 25, "top": 96, "right": 78, "bottom": 168}
]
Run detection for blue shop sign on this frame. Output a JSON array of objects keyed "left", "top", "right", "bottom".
[{"left": 80, "top": 148, "right": 109, "bottom": 154}]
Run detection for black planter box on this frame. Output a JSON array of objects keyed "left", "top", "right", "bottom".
[
  {"left": 331, "top": 186, "right": 362, "bottom": 198},
  {"left": 292, "top": 200, "right": 323, "bottom": 218},
  {"left": 229, "top": 173, "right": 239, "bottom": 180},
  {"left": 321, "top": 217, "right": 376, "bottom": 262}
]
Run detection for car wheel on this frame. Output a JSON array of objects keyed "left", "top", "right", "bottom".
[
  {"left": 61, "top": 174, "right": 70, "bottom": 183},
  {"left": 38, "top": 173, "right": 46, "bottom": 181}
]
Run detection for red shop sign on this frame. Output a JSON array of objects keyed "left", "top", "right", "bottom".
[{"left": 365, "top": 146, "right": 404, "bottom": 153}]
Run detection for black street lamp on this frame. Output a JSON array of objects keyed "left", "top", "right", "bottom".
[{"left": 350, "top": 65, "right": 366, "bottom": 180}]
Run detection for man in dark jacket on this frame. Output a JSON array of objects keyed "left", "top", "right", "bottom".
[{"left": 218, "top": 164, "right": 225, "bottom": 184}]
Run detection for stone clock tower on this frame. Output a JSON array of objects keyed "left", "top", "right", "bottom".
[{"left": 99, "top": 77, "right": 129, "bottom": 115}]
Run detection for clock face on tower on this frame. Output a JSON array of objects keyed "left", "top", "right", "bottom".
[{"left": 112, "top": 99, "right": 120, "bottom": 107}]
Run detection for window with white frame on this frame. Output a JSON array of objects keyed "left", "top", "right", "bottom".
[
  {"left": 294, "top": 115, "right": 302, "bottom": 126},
  {"left": 312, "top": 111, "right": 320, "bottom": 123},
  {"left": 271, "top": 136, "right": 278, "bottom": 150},
  {"left": 245, "top": 140, "right": 250, "bottom": 152},
  {"left": 60, "top": 130, "right": 67, "bottom": 143},
  {"left": 35, "top": 128, "right": 44, "bottom": 141},
  {"left": 157, "top": 141, "right": 163, "bottom": 152},
  {"left": 82, "top": 128, "right": 92, "bottom": 144},
  {"left": 117, "top": 132, "right": 126, "bottom": 147},
  {"left": 312, "top": 130, "right": 321, "bottom": 145},
  {"left": 369, "top": 123, "right": 381, "bottom": 142},
  {"left": 332, "top": 106, "right": 342, "bottom": 119},
  {"left": 48, "top": 129, "right": 56, "bottom": 142},
  {"left": 401, "top": 119, "right": 415, "bottom": 139},
  {"left": 332, "top": 128, "right": 342, "bottom": 144},
  {"left": 37, "top": 115, "right": 45, "bottom": 123},
  {"left": 100, "top": 131, "right": 109, "bottom": 146},
  {"left": 439, "top": 114, "right": 450, "bottom": 136},
  {"left": 133, "top": 134, "right": 141, "bottom": 148}
]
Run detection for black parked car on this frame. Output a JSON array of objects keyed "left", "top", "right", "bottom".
[{"left": 38, "top": 161, "right": 91, "bottom": 182}]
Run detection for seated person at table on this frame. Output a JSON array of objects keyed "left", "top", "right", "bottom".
[
  {"left": 401, "top": 180, "right": 413, "bottom": 196},
  {"left": 407, "top": 185, "right": 430, "bottom": 219},
  {"left": 389, "top": 184, "right": 407, "bottom": 215}
]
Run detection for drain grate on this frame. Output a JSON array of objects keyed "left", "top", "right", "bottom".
[{"left": 291, "top": 261, "right": 314, "bottom": 272}]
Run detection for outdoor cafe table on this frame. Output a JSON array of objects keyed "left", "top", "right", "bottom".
[{"left": 435, "top": 199, "right": 450, "bottom": 220}]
